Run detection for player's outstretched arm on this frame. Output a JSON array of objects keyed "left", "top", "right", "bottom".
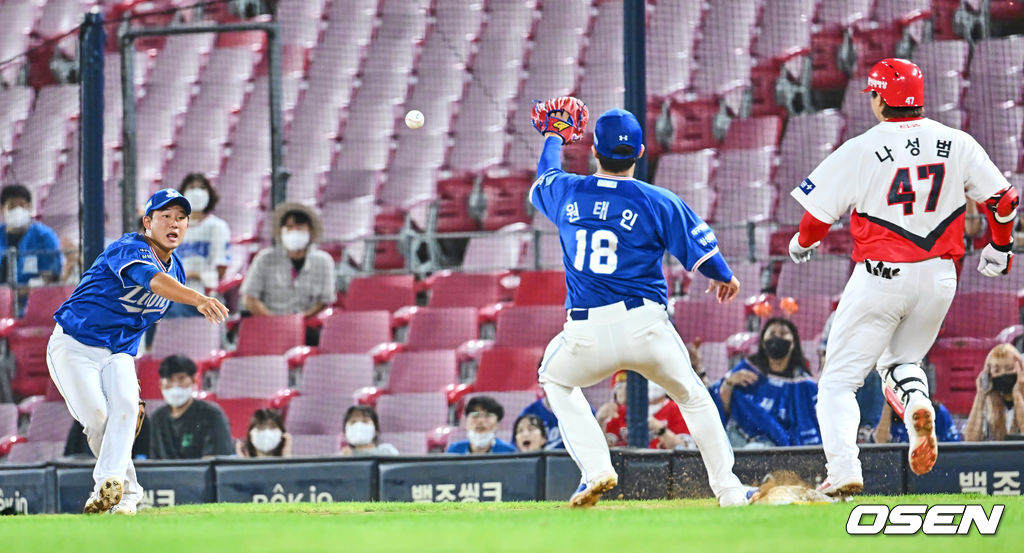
[{"left": 149, "top": 272, "right": 229, "bottom": 324}]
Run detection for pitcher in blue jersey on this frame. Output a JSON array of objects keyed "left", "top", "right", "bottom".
[
  {"left": 47, "top": 189, "right": 229, "bottom": 514},
  {"left": 529, "top": 99, "right": 748, "bottom": 508}
]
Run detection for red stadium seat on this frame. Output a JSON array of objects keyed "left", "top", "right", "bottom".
[
  {"left": 473, "top": 347, "right": 544, "bottom": 392},
  {"left": 479, "top": 169, "right": 534, "bottom": 231},
  {"left": 26, "top": 401, "right": 74, "bottom": 442},
  {"left": 136, "top": 357, "right": 164, "bottom": 400},
  {"left": 428, "top": 272, "right": 507, "bottom": 308},
  {"left": 318, "top": 311, "right": 392, "bottom": 354},
  {"left": 673, "top": 299, "right": 748, "bottom": 343},
  {"left": 514, "top": 271, "right": 567, "bottom": 306},
  {"left": 928, "top": 339, "right": 993, "bottom": 415},
  {"left": 211, "top": 397, "right": 271, "bottom": 439},
  {"left": 940, "top": 292, "right": 1021, "bottom": 340},
  {"left": 235, "top": 314, "right": 305, "bottom": 356},
  {"left": 216, "top": 356, "right": 289, "bottom": 399},
  {"left": 299, "top": 354, "right": 374, "bottom": 397},
  {"left": 285, "top": 394, "right": 352, "bottom": 435},
  {"left": 386, "top": 350, "right": 458, "bottom": 394},
  {"left": 344, "top": 275, "right": 415, "bottom": 312},
  {"left": 493, "top": 305, "right": 566, "bottom": 348},
  {"left": 404, "top": 307, "right": 479, "bottom": 351},
  {"left": 375, "top": 392, "right": 450, "bottom": 432}
]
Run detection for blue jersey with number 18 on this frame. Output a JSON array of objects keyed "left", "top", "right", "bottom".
[
  {"left": 54, "top": 232, "right": 186, "bottom": 355},
  {"left": 530, "top": 168, "right": 722, "bottom": 309}
]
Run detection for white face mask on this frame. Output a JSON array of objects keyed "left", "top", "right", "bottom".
[
  {"left": 467, "top": 430, "right": 495, "bottom": 449},
  {"left": 345, "top": 421, "right": 376, "bottom": 446},
  {"left": 161, "top": 386, "right": 193, "bottom": 408},
  {"left": 250, "top": 428, "right": 283, "bottom": 453},
  {"left": 183, "top": 188, "right": 209, "bottom": 212},
  {"left": 281, "top": 229, "right": 310, "bottom": 251},
  {"left": 4, "top": 206, "right": 31, "bottom": 230}
]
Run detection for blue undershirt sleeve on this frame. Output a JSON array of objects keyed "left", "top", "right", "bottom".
[
  {"left": 695, "top": 251, "right": 734, "bottom": 283},
  {"left": 536, "top": 136, "right": 564, "bottom": 178}
]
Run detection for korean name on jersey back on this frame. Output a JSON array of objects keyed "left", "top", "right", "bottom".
[
  {"left": 53, "top": 233, "right": 186, "bottom": 356},
  {"left": 531, "top": 170, "right": 721, "bottom": 309},
  {"left": 792, "top": 117, "right": 1009, "bottom": 262}
]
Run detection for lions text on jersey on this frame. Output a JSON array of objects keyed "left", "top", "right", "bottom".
[{"left": 54, "top": 232, "right": 186, "bottom": 355}]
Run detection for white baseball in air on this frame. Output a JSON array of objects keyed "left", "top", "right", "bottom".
[{"left": 405, "top": 109, "right": 424, "bottom": 129}]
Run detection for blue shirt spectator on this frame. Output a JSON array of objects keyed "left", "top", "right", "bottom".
[{"left": 0, "top": 184, "right": 62, "bottom": 286}]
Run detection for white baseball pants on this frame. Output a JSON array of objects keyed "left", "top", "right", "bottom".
[
  {"left": 818, "top": 257, "right": 956, "bottom": 478},
  {"left": 46, "top": 325, "right": 143, "bottom": 502},
  {"left": 538, "top": 299, "right": 743, "bottom": 498}
]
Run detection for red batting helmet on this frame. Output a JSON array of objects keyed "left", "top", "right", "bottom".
[{"left": 862, "top": 58, "right": 924, "bottom": 108}]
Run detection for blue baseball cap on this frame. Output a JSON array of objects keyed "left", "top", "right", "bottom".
[
  {"left": 593, "top": 108, "right": 643, "bottom": 159},
  {"left": 144, "top": 188, "right": 191, "bottom": 216}
]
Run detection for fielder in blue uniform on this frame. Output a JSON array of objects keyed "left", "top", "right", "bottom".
[
  {"left": 47, "top": 189, "right": 229, "bottom": 514},
  {"left": 529, "top": 101, "right": 748, "bottom": 507}
]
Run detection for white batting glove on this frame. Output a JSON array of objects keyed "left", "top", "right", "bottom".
[
  {"left": 977, "top": 242, "right": 1014, "bottom": 277},
  {"left": 788, "top": 232, "right": 819, "bottom": 264}
]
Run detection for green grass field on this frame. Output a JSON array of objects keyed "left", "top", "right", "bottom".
[{"left": 6, "top": 495, "right": 1021, "bottom": 553}]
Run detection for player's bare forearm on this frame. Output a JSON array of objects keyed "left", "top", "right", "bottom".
[
  {"left": 150, "top": 272, "right": 228, "bottom": 324},
  {"left": 150, "top": 272, "right": 205, "bottom": 305}
]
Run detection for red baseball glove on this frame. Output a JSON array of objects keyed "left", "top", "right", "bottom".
[{"left": 531, "top": 96, "right": 589, "bottom": 144}]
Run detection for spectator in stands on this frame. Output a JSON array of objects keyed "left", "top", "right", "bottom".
[
  {"left": 65, "top": 416, "right": 151, "bottom": 460},
  {"left": 595, "top": 372, "right": 627, "bottom": 445},
  {"left": 873, "top": 398, "right": 961, "bottom": 444},
  {"left": 710, "top": 318, "right": 821, "bottom": 448},
  {"left": 447, "top": 396, "right": 515, "bottom": 454},
  {"left": 512, "top": 414, "right": 547, "bottom": 452},
  {"left": 518, "top": 385, "right": 564, "bottom": 449},
  {"left": 965, "top": 343, "right": 1024, "bottom": 441},
  {"left": 338, "top": 405, "right": 398, "bottom": 456},
  {"left": 167, "top": 173, "right": 230, "bottom": 317},
  {"left": 149, "top": 355, "right": 233, "bottom": 459},
  {"left": 240, "top": 203, "right": 334, "bottom": 343},
  {"left": 0, "top": 184, "right": 62, "bottom": 288},
  {"left": 236, "top": 408, "right": 292, "bottom": 458},
  {"left": 600, "top": 372, "right": 691, "bottom": 449}
]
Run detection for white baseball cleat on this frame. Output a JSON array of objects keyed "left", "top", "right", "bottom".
[
  {"left": 815, "top": 474, "right": 864, "bottom": 497},
  {"left": 717, "top": 487, "right": 752, "bottom": 507},
  {"left": 83, "top": 477, "right": 123, "bottom": 514},
  {"left": 569, "top": 472, "right": 618, "bottom": 508},
  {"left": 907, "top": 400, "right": 938, "bottom": 476}
]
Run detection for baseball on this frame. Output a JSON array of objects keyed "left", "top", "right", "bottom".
[{"left": 405, "top": 109, "right": 424, "bottom": 129}]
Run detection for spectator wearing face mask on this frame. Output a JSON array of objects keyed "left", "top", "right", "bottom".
[
  {"left": 240, "top": 203, "right": 335, "bottom": 339},
  {"left": 236, "top": 408, "right": 292, "bottom": 457},
  {"left": 165, "top": 173, "right": 230, "bottom": 317},
  {"left": 709, "top": 318, "right": 821, "bottom": 448},
  {"left": 338, "top": 405, "right": 398, "bottom": 456},
  {"left": 447, "top": 396, "right": 516, "bottom": 454},
  {"left": 148, "top": 355, "right": 234, "bottom": 459},
  {"left": 0, "top": 183, "right": 63, "bottom": 288},
  {"left": 965, "top": 343, "right": 1024, "bottom": 441}
]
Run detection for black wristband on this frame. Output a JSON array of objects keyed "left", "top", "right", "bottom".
[{"left": 992, "top": 240, "right": 1014, "bottom": 253}]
